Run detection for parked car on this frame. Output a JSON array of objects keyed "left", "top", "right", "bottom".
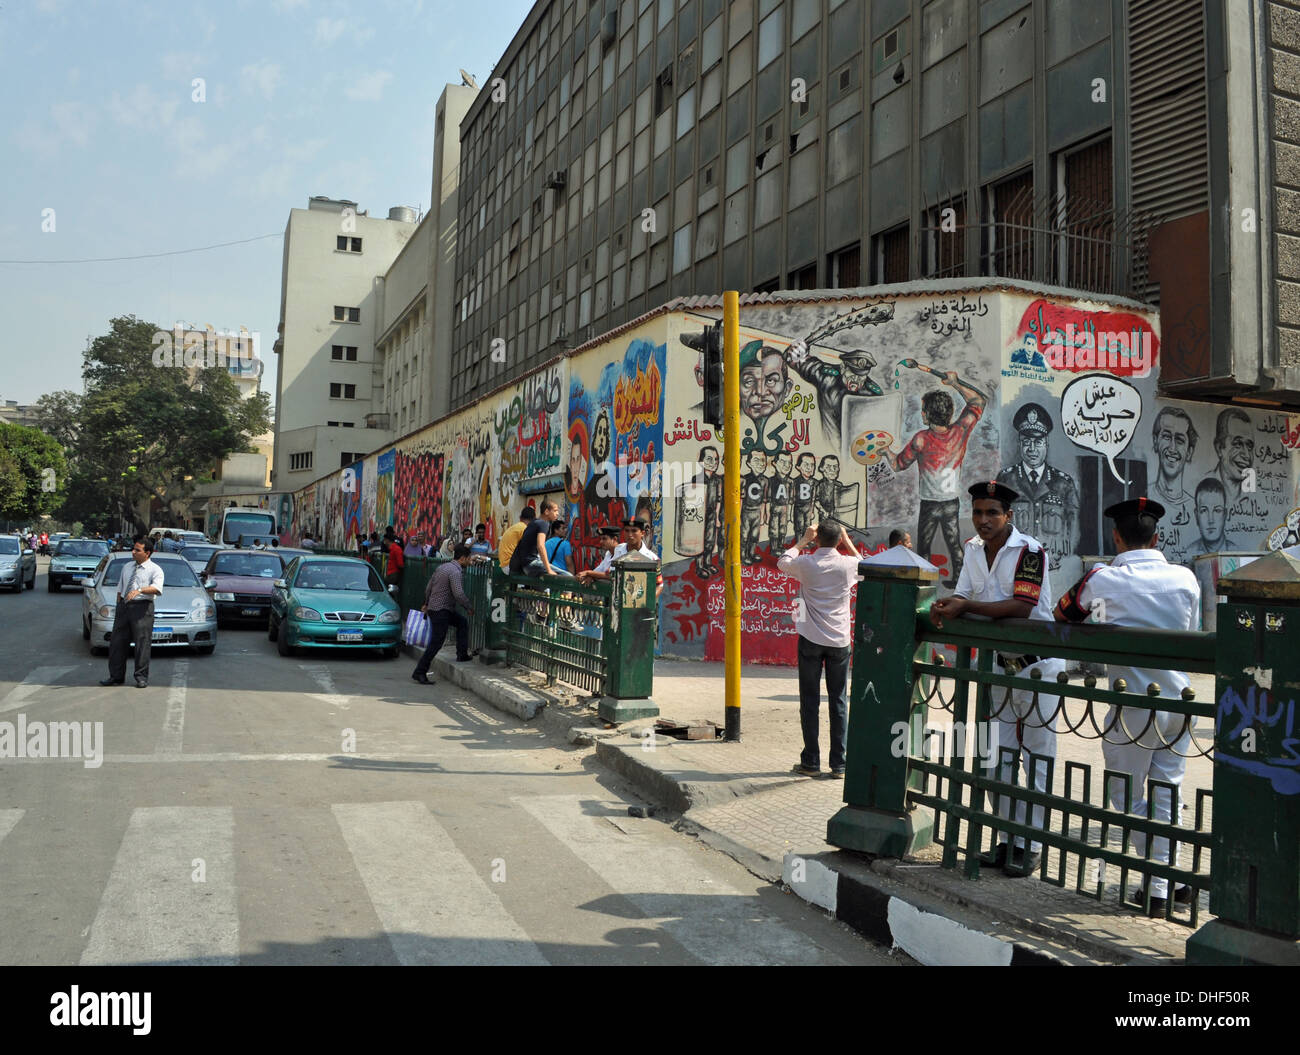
[
  {"left": 268, "top": 555, "right": 401, "bottom": 658},
  {"left": 0, "top": 535, "right": 36, "bottom": 592},
  {"left": 180, "top": 543, "right": 223, "bottom": 576},
  {"left": 202, "top": 549, "right": 285, "bottom": 627},
  {"left": 81, "top": 554, "right": 218, "bottom": 655},
  {"left": 48, "top": 538, "right": 112, "bottom": 591}
]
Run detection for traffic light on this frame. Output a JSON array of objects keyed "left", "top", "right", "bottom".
[{"left": 701, "top": 321, "right": 724, "bottom": 427}]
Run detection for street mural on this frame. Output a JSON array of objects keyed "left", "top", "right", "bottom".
[{"left": 220, "top": 287, "right": 1300, "bottom": 666}]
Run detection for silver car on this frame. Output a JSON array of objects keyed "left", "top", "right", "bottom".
[
  {"left": 180, "top": 543, "right": 223, "bottom": 576},
  {"left": 81, "top": 554, "right": 218, "bottom": 655},
  {"left": 0, "top": 535, "right": 36, "bottom": 592},
  {"left": 48, "top": 538, "right": 112, "bottom": 592}
]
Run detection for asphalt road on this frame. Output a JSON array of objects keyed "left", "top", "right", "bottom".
[{"left": 0, "top": 557, "right": 901, "bottom": 966}]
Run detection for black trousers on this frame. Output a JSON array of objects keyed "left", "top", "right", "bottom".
[
  {"left": 108, "top": 599, "right": 155, "bottom": 682},
  {"left": 413, "top": 608, "right": 469, "bottom": 676}
]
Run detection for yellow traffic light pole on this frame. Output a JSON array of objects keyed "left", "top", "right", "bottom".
[{"left": 723, "top": 291, "right": 741, "bottom": 741}]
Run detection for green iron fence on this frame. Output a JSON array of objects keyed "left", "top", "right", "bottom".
[
  {"left": 498, "top": 572, "right": 612, "bottom": 694},
  {"left": 828, "top": 554, "right": 1300, "bottom": 963}
]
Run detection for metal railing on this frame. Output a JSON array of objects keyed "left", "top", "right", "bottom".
[{"left": 499, "top": 572, "right": 612, "bottom": 694}]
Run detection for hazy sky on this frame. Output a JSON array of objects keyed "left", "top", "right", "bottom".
[{"left": 1, "top": 0, "right": 534, "bottom": 406}]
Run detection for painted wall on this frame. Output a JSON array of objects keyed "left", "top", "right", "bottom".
[{"left": 228, "top": 285, "right": 1300, "bottom": 665}]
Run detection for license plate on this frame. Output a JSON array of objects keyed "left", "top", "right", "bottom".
[
  {"left": 242, "top": 607, "right": 262, "bottom": 616},
  {"left": 152, "top": 627, "right": 173, "bottom": 642},
  {"left": 336, "top": 631, "right": 363, "bottom": 642}
]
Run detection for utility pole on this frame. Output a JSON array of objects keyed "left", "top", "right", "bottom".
[{"left": 723, "top": 291, "right": 741, "bottom": 742}]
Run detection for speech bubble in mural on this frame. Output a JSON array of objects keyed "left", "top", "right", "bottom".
[{"left": 1060, "top": 374, "right": 1142, "bottom": 484}]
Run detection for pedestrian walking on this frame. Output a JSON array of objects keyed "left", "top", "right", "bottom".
[
  {"left": 1054, "top": 497, "right": 1201, "bottom": 914},
  {"left": 384, "top": 529, "right": 405, "bottom": 590},
  {"left": 100, "top": 537, "right": 164, "bottom": 689},
  {"left": 411, "top": 544, "right": 475, "bottom": 684},
  {"left": 929, "top": 481, "right": 1065, "bottom": 876},
  {"left": 777, "top": 521, "right": 861, "bottom": 778}
]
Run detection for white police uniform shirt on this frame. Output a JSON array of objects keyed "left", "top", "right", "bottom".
[
  {"left": 118, "top": 559, "right": 164, "bottom": 603},
  {"left": 1055, "top": 549, "right": 1201, "bottom": 715},
  {"left": 952, "top": 525, "right": 1054, "bottom": 623},
  {"left": 612, "top": 542, "right": 658, "bottom": 561}
]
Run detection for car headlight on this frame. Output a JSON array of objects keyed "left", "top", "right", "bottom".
[
  {"left": 376, "top": 610, "right": 400, "bottom": 624},
  {"left": 97, "top": 604, "right": 114, "bottom": 618},
  {"left": 214, "top": 592, "right": 235, "bottom": 601},
  {"left": 202, "top": 604, "right": 215, "bottom": 620},
  {"left": 293, "top": 606, "right": 322, "bottom": 621}
]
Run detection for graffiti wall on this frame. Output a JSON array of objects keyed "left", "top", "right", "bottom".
[{"left": 218, "top": 283, "right": 1299, "bottom": 666}]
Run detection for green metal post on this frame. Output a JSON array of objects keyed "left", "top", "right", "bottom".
[
  {"left": 481, "top": 565, "right": 508, "bottom": 662},
  {"left": 1187, "top": 550, "right": 1300, "bottom": 965},
  {"left": 597, "top": 556, "right": 659, "bottom": 722},
  {"left": 826, "top": 564, "right": 938, "bottom": 857}
]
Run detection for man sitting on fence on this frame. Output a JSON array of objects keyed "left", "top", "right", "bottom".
[
  {"left": 411, "top": 544, "right": 475, "bottom": 684},
  {"left": 511, "top": 500, "right": 572, "bottom": 578},
  {"left": 929, "top": 481, "right": 1065, "bottom": 878},
  {"left": 498, "top": 507, "right": 535, "bottom": 570},
  {"left": 1054, "top": 496, "right": 1202, "bottom": 915}
]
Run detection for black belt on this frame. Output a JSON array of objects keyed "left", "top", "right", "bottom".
[{"left": 998, "top": 653, "right": 1040, "bottom": 674}]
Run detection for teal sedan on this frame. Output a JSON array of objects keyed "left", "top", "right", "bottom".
[{"left": 268, "top": 555, "right": 402, "bottom": 658}]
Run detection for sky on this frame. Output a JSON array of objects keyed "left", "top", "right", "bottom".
[{"left": 0, "top": 0, "right": 536, "bottom": 407}]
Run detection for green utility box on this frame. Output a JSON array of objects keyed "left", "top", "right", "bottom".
[{"left": 598, "top": 556, "right": 659, "bottom": 723}]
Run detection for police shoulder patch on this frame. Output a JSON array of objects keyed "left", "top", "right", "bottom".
[{"left": 1013, "top": 547, "right": 1044, "bottom": 602}]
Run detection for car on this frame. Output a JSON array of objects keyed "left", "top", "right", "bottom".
[
  {"left": 0, "top": 535, "right": 37, "bottom": 592},
  {"left": 236, "top": 534, "right": 280, "bottom": 549},
  {"left": 268, "top": 555, "right": 401, "bottom": 658},
  {"left": 180, "top": 543, "right": 223, "bottom": 576},
  {"left": 48, "top": 538, "right": 112, "bottom": 591},
  {"left": 202, "top": 549, "right": 285, "bottom": 627},
  {"left": 81, "top": 553, "right": 218, "bottom": 655}
]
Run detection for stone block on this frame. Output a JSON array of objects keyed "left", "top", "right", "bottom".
[
  {"left": 1279, "top": 233, "right": 1300, "bottom": 278},
  {"left": 1279, "top": 188, "right": 1300, "bottom": 231},
  {"left": 1273, "top": 2, "right": 1300, "bottom": 52},
  {"left": 1278, "top": 142, "right": 1300, "bottom": 189},
  {"left": 1276, "top": 95, "right": 1300, "bottom": 146},
  {"left": 1279, "top": 323, "right": 1300, "bottom": 365},
  {"left": 1278, "top": 278, "right": 1300, "bottom": 326}
]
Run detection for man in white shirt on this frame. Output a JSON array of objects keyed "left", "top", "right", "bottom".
[
  {"left": 101, "top": 536, "right": 165, "bottom": 689},
  {"left": 1055, "top": 497, "right": 1201, "bottom": 915},
  {"left": 612, "top": 518, "right": 658, "bottom": 561},
  {"left": 930, "top": 481, "right": 1065, "bottom": 876},
  {"left": 777, "top": 521, "right": 861, "bottom": 778},
  {"left": 577, "top": 527, "right": 622, "bottom": 583}
]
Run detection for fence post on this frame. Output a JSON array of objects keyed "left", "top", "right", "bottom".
[
  {"left": 479, "top": 564, "right": 508, "bottom": 662},
  {"left": 826, "top": 564, "right": 939, "bottom": 857},
  {"left": 597, "top": 556, "right": 659, "bottom": 723},
  {"left": 1187, "top": 550, "right": 1300, "bottom": 965}
]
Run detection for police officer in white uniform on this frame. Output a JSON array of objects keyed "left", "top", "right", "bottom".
[
  {"left": 931, "top": 481, "right": 1065, "bottom": 876},
  {"left": 1054, "top": 497, "right": 1201, "bottom": 915}
]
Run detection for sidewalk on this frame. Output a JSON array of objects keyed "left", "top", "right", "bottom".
[{"left": 411, "top": 643, "right": 1216, "bottom": 966}]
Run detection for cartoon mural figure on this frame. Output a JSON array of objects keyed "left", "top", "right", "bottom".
[
  {"left": 583, "top": 408, "right": 624, "bottom": 527},
  {"left": 997, "top": 402, "right": 1079, "bottom": 571},
  {"left": 768, "top": 450, "right": 795, "bottom": 551},
  {"left": 740, "top": 450, "right": 770, "bottom": 564},
  {"left": 884, "top": 364, "right": 988, "bottom": 584},
  {"left": 691, "top": 445, "right": 723, "bottom": 578},
  {"left": 1187, "top": 476, "right": 1237, "bottom": 556},
  {"left": 792, "top": 452, "right": 818, "bottom": 539},
  {"left": 785, "top": 342, "right": 882, "bottom": 448},
  {"left": 813, "top": 455, "right": 858, "bottom": 529},
  {"left": 1213, "top": 408, "right": 1255, "bottom": 511}
]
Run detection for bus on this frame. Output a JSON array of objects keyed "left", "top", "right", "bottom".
[{"left": 219, "top": 506, "right": 277, "bottom": 547}]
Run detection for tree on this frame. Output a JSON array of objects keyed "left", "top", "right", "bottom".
[
  {"left": 0, "top": 422, "right": 68, "bottom": 521},
  {"left": 52, "top": 316, "right": 273, "bottom": 532}
]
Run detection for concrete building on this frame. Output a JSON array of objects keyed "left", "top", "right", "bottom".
[
  {"left": 446, "top": 0, "right": 1300, "bottom": 413},
  {"left": 0, "top": 400, "right": 41, "bottom": 429},
  {"left": 270, "top": 197, "right": 417, "bottom": 487}
]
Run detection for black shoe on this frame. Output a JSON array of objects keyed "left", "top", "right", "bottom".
[
  {"left": 980, "top": 843, "right": 1009, "bottom": 869},
  {"left": 99, "top": 678, "right": 124, "bottom": 687},
  {"left": 134, "top": 679, "right": 148, "bottom": 689},
  {"left": 1003, "top": 847, "right": 1040, "bottom": 877},
  {"left": 411, "top": 673, "right": 432, "bottom": 685},
  {"left": 1131, "top": 884, "right": 1192, "bottom": 913}
]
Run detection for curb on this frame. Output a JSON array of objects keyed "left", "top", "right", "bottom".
[{"left": 782, "top": 852, "right": 1067, "bottom": 966}]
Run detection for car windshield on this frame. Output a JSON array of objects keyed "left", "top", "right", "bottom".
[
  {"left": 0, "top": 539, "right": 18, "bottom": 555},
  {"left": 103, "top": 558, "right": 200, "bottom": 587},
  {"left": 181, "top": 546, "right": 220, "bottom": 561},
  {"left": 296, "top": 561, "right": 383, "bottom": 592},
  {"left": 56, "top": 541, "right": 111, "bottom": 557},
  {"left": 211, "top": 553, "right": 283, "bottom": 577}
]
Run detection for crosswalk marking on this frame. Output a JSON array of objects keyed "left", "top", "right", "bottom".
[
  {"left": 154, "top": 660, "right": 188, "bottom": 755},
  {"left": 518, "top": 795, "right": 848, "bottom": 965},
  {"left": 80, "top": 807, "right": 238, "bottom": 966},
  {"left": 0, "top": 809, "right": 23, "bottom": 845},
  {"left": 299, "top": 664, "right": 349, "bottom": 710},
  {"left": 0, "top": 667, "right": 76, "bottom": 715},
  {"left": 332, "top": 801, "right": 546, "bottom": 966}
]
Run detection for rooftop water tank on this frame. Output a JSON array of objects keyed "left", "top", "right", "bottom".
[{"left": 388, "top": 206, "right": 417, "bottom": 223}]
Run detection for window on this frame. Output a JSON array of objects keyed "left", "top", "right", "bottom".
[
  {"left": 340, "top": 452, "right": 363, "bottom": 469},
  {"left": 336, "top": 236, "right": 362, "bottom": 252},
  {"left": 829, "top": 242, "right": 861, "bottom": 287},
  {"left": 924, "top": 196, "right": 967, "bottom": 278},
  {"left": 330, "top": 345, "right": 359, "bottom": 361},
  {"left": 874, "top": 225, "right": 909, "bottom": 283},
  {"left": 1055, "top": 136, "right": 1114, "bottom": 290},
  {"left": 790, "top": 263, "right": 818, "bottom": 289},
  {"left": 655, "top": 64, "right": 673, "bottom": 116},
  {"left": 333, "top": 306, "right": 360, "bottom": 322},
  {"left": 289, "top": 452, "right": 313, "bottom": 472},
  {"left": 329, "top": 383, "right": 357, "bottom": 399},
  {"left": 982, "top": 169, "right": 1034, "bottom": 280}
]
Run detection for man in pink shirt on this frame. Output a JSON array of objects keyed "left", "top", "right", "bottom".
[{"left": 777, "top": 521, "right": 861, "bottom": 778}]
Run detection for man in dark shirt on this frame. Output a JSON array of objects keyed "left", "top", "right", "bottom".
[
  {"left": 510, "top": 499, "right": 571, "bottom": 577},
  {"left": 412, "top": 544, "right": 475, "bottom": 684}
]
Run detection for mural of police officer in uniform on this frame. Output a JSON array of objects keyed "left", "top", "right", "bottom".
[
  {"left": 692, "top": 445, "right": 723, "bottom": 578},
  {"left": 791, "top": 452, "right": 818, "bottom": 539},
  {"left": 767, "top": 450, "right": 795, "bottom": 551},
  {"left": 784, "top": 342, "right": 884, "bottom": 449},
  {"left": 996, "top": 402, "right": 1079, "bottom": 570},
  {"left": 740, "top": 450, "right": 770, "bottom": 564}
]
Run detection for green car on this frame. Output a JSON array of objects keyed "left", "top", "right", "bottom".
[{"left": 268, "top": 555, "right": 402, "bottom": 658}]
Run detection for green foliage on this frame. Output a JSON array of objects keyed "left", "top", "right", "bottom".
[
  {"left": 0, "top": 421, "right": 68, "bottom": 521},
  {"left": 41, "top": 315, "right": 274, "bottom": 532}
]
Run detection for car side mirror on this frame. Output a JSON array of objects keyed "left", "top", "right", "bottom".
[
  {"left": 273, "top": 579, "right": 286, "bottom": 589},
  {"left": 78, "top": 578, "right": 93, "bottom": 587},
  {"left": 387, "top": 584, "right": 398, "bottom": 594},
  {"left": 204, "top": 578, "right": 217, "bottom": 589}
]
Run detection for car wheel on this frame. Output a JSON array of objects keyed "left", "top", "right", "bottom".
[
  {"left": 195, "top": 645, "right": 215, "bottom": 656},
  {"left": 276, "top": 625, "right": 294, "bottom": 657},
  {"left": 82, "top": 616, "right": 90, "bottom": 641},
  {"left": 48, "top": 578, "right": 58, "bottom": 593},
  {"left": 267, "top": 615, "right": 279, "bottom": 641},
  {"left": 382, "top": 644, "right": 400, "bottom": 659},
  {"left": 25, "top": 573, "right": 34, "bottom": 590},
  {"left": 90, "top": 644, "right": 106, "bottom": 656}
]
